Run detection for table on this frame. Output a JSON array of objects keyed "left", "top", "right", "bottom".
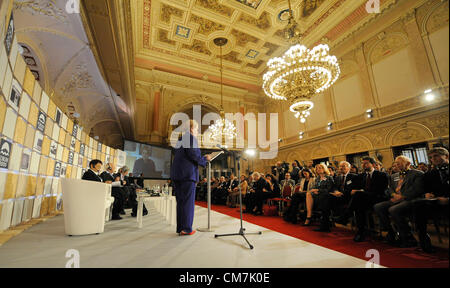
[{"left": 136, "top": 192, "right": 176, "bottom": 228}]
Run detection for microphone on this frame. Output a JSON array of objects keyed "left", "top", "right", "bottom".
[
  {"left": 216, "top": 144, "right": 231, "bottom": 154},
  {"left": 217, "top": 145, "right": 248, "bottom": 161}
]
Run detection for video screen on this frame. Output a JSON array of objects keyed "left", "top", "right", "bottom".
[{"left": 123, "top": 140, "right": 172, "bottom": 179}]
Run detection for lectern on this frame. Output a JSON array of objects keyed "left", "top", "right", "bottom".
[{"left": 197, "top": 151, "right": 224, "bottom": 232}]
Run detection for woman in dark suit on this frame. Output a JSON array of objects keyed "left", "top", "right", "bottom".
[{"left": 170, "top": 120, "right": 211, "bottom": 236}]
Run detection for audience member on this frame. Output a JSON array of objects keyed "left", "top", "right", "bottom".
[
  {"left": 325, "top": 161, "right": 358, "bottom": 219},
  {"left": 336, "top": 157, "right": 388, "bottom": 242},
  {"left": 284, "top": 168, "right": 315, "bottom": 224},
  {"left": 418, "top": 162, "right": 429, "bottom": 173},
  {"left": 245, "top": 172, "right": 268, "bottom": 215},
  {"left": 374, "top": 156, "right": 425, "bottom": 247},
  {"left": 82, "top": 160, "right": 123, "bottom": 220},
  {"left": 350, "top": 164, "right": 359, "bottom": 174},
  {"left": 291, "top": 161, "right": 301, "bottom": 184},
  {"left": 413, "top": 147, "right": 449, "bottom": 253},
  {"left": 305, "top": 164, "right": 335, "bottom": 231},
  {"left": 280, "top": 172, "right": 295, "bottom": 188}
]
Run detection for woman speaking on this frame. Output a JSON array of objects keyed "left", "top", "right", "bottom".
[{"left": 170, "top": 120, "right": 211, "bottom": 236}]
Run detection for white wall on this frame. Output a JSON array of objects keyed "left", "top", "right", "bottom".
[
  {"left": 372, "top": 47, "right": 420, "bottom": 107},
  {"left": 333, "top": 74, "right": 366, "bottom": 120},
  {"left": 429, "top": 25, "right": 449, "bottom": 85}
]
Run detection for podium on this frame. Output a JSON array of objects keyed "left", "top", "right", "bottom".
[{"left": 197, "top": 151, "right": 223, "bottom": 232}]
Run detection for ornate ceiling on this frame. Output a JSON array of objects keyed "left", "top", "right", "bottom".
[
  {"left": 11, "top": 0, "right": 134, "bottom": 148},
  {"left": 132, "top": 0, "right": 396, "bottom": 92}
]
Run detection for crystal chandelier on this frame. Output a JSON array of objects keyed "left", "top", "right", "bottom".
[
  {"left": 263, "top": 0, "right": 340, "bottom": 123},
  {"left": 208, "top": 38, "right": 237, "bottom": 143}
]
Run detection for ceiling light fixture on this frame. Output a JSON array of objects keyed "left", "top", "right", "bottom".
[
  {"left": 208, "top": 38, "right": 237, "bottom": 144},
  {"left": 263, "top": 0, "right": 340, "bottom": 123}
]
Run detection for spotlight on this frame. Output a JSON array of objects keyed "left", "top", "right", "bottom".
[
  {"left": 425, "top": 93, "right": 435, "bottom": 102},
  {"left": 366, "top": 109, "right": 373, "bottom": 119},
  {"left": 299, "top": 132, "right": 304, "bottom": 139},
  {"left": 327, "top": 122, "right": 333, "bottom": 131}
]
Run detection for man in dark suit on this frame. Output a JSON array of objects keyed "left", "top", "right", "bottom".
[
  {"left": 290, "top": 161, "right": 301, "bottom": 184},
  {"left": 82, "top": 160, "right": 123, "bottom": 220},
  {"left": 225, "top": 174, "right": 239, "bottom": 207},
  {"left": 274, "top": 162, "right": 286, "bottom": 183},
  {"left": 82, "top": 159, "right": 103, "bottom": 182},
  {"left": 170, "top": 120, "right": 210, "bottom": 236},
  {"left": 324, "top": 161, "right": 358, "bottom": 217},
  {"left": 245, "top": 172, "right": 269, "bottom": 216},
  {"left": 413, "top": 147, "right": 449, "bottom": 253},
  {"left": 336, "top": 157, "right": 388, "bottom": 242},
  {"left": 374, "top": 156, "right": 425, "bottom": 247}
]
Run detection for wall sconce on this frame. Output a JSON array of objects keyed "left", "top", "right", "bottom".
[
  {"left": 424, "top": 89, "right": 436, "bottom": 102},
  {"left": 299, "top": 132, "right": 304, "bottom": 139},
  {"left": 327, "top": 122, "right": 333, "bottom": 131},
  {"left": 366, "top": 109, "right": 373, "bottom": 119}
]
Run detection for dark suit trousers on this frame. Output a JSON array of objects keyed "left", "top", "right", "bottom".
[
  {"left": 318, "top": 193, "right": 348, "bottom": 227},
  {"left": 174, "top": 180, "right": 196, "bottom": 233},
  {"left": 413, "top": 199, "right": 448, "bottom": 237},
  {"left": 347, "top": 192, "right": 375, "bottom": 231},
  {"left": 111, "top": 187, "right": 124, "bottom": 217},
  {"left": 374, "top": 200, "right": 413, "bottom": 237}
]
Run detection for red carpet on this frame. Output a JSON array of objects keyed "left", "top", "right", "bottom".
[{"left": 196, "top": 201, "right": 449, "bottom": 268}]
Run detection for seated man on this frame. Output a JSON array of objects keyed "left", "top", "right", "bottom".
[
  {"left": 374, "top": 156, "right": 425, "bottom": 247},
  {"left": 226, "top": 174, "right": 239, "bottom": 207},
  {"left": 245, "top": 172, "right": 268, "bottom": 215},
  {"left": 321, "top": 161, "right": 357, "bottom": 223},
  {"left": 413, "top": 147, "right": 449, "bottom": 253},
  {"left": 101, "top": 163, "right": 127, "bottom": 216},
  {"left": 82, "top": 160, "right": 123, "bottom": 221},
  {"left": 212, "top": 176, "right": 228, "bottom": 205},
  {"left": 336, "top": 157, "right": 388, "bottom": 242},
  {"left": 280, "top": 172, "right": 296, "bottom": 188}
]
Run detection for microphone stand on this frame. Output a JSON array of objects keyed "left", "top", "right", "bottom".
[{"left": 214, "top": 147, "right": 262, "bottom": 250}]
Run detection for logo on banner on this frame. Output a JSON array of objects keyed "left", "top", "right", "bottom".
[
  {"left": 72, "top": 125, "right": 78, "bottom": 138},
  {"left": 37, "top": 112, "right": 47, "bottom": 133},
  {"left": 68, "top": 151, "right": 74, "bottom": 165},
  {"left": 54, "top": 162, "right": 62, "bottom": 177},
  {"left": 70, "top": 137, "right": 76, "bottom": 150},
  {"left": 80, "top": 144, "right": 85, "bottom": 156},
  {"left": 0, "top": 139, "right": 12, "bottom": 169}
]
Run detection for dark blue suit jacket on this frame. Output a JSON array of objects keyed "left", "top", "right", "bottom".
[{"left": 170, "top": 133, "right": 207, "bottom": 182}]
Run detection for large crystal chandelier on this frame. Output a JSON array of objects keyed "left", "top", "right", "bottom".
[
  {"left": 263, "top": 0, "right": 340, "bottom": 123},
  {"left": 208, "top": 38, "right": 237, "bottom": 143}
]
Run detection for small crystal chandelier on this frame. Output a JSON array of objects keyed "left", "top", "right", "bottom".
[
  {"left": 208, "top": 38, "right": 237, "bottom": 143},
  {"left": 263, "top": 0, "right": 340, "bottom": 123}
]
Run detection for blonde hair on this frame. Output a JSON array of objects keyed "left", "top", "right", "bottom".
[
  {"left": 189, "top": 120, "right": 198, "bottom": 131},
  {"left": 315, "top": 163, "right": 330, "bottom": 176},
  {"left": 395, "top": 155, "right": 412, "bottom": 165}
]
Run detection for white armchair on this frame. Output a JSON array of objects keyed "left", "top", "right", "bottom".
[{"left": 61, "top": 178, "right": 112, "bottom": 236}]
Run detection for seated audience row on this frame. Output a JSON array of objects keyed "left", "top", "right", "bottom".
[{"left": 197, "top": 147, "right": 449, "bottom": 254}]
